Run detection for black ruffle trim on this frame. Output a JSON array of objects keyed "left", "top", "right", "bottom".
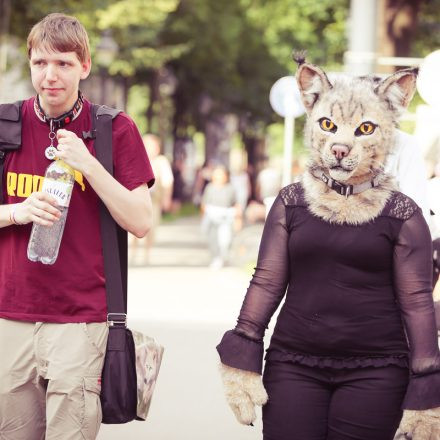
[{"left": 266, "top": 349, "right": 409, "bottom": 370}]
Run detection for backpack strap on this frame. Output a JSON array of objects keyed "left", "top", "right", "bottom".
[
  {"left": 0, "top": 101, "right": 24, "bottom": 203},
  {"left": 90, "top": 104, "right": 128, "bottom": 325}
]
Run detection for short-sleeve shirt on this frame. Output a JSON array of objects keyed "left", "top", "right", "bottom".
[
  {"left": 0, "top": 97, "right": 154, "bottom": 323},
  {"left": 202, "top": 183, "right": 236, "bottom": 208}
]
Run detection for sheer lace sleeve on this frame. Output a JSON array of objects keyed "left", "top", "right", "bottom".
[
  {"left": 217, "top": 194, "right": 289, "bottom": 373},
  {"left": 394, "top": 208, "right": 440, "bottom": 410}
]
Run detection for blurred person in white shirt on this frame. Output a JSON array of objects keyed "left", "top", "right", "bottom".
[
  {"left": 386, "top": 130, "right": 431, "bottom": 223},
  {"left": 130, "top": 134, "right": 174, "bottom": 265}
]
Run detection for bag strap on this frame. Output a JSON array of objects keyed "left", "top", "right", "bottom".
[
  {"left": 0, "top": 101, "right": 24, "bottom": 204},
  {"left": 90, "top": 104, "right": 128, "bottom": 326}
]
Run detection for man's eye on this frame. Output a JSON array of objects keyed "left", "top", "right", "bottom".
[
  {"left": 319, "top": 118, "right": 337, "bottom": 132},
  {"left": 356, "top": 122, "right": 377, "bottom": 136}
]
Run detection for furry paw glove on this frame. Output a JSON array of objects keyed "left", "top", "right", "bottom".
[
  {"left": 219, "top": 363, "right": 268, "bottom": 425},
  {"left": 397, "top": 408, "right": 440, "bottom": 439}
]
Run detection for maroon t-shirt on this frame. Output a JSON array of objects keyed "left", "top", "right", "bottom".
[{"left": 0, "top": 97, "right": 154, "bottom": 323}]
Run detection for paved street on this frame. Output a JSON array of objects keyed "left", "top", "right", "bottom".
[{"left": 98, "top": 216, "right": 267, "bottom": 440}]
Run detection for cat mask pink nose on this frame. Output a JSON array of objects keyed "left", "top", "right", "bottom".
[{"left": 331, "top": 144, "right": 350, "bottom": 160}]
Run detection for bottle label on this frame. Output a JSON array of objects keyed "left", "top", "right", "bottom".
[{"left": 42, "top": 178, "right": 73, "bottom": 207}]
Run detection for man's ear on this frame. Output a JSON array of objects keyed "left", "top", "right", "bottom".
[
  {"left": 375, "top": 68, "right": 418, "bottom": 117},
  {"left": 296, "top": 63, "right": 332, "bottom": 114},
  {"left": 80, "top": 57, "right": 92, "bottom": 80}
]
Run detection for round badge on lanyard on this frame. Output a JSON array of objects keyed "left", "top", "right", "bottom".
[
  {"left": 44, "top": 146, "right": 58, "bottom": 160},
  {"left": 45, "top": 122, "right": 57, "bottom": 160}
]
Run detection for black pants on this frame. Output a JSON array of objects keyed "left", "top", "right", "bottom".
[{"left": 262, "top": 361, "right": 409, "bottom": 440}]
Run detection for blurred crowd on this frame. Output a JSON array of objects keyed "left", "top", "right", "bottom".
[{"left": 129, "top": 135, "right": 305, "bottom": 268}]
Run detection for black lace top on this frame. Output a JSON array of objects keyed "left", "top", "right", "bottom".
[{"left": 217, "top": 182, "right": 440, "bottom": 410}]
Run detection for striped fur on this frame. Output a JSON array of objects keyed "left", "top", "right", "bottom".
[{"left": 296, "top": 63, "right": 417, "bottom": 225}]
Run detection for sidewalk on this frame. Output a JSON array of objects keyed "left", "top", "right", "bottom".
[
  {"left": 129, "top": 215, "right": 263, "bottom": 269},
  {"left": 126, "top": 216, "right": 264, "bottom": 325}
]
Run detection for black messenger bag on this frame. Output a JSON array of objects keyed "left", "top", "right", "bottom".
[{"left": 91, "top": 104, "right": 138, "bottom": 424}]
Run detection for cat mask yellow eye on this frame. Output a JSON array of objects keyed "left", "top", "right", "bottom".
[
  {"left": 355, "top": 122, "right": 377, "bottom": 136},
  {"left": 318, "top": 118, "right": 337, "bottom": 133}
]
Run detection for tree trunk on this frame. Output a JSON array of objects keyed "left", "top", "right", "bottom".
[
  {"left": 0, "top": 0, "right": 11, "bottom": 73},
  {"left": 122, "top": 77, "right": 129, "bottom": 112},
  {"left": 204, "top": 113, "right": 238, "bottom": 167},
  {"left": 146, "top": 71, "right": 159, "bottom": 133},
  {"left": 242, "top": 132, "right": 266, "bottom": 201},
  {"left": 377, "top": 0, "right": 422, "bottom": 73}
]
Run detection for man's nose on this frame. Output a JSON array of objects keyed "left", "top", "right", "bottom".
[
  {"left": 331, "top": 144, "right": 350, "bottom": 160},
  {"left": 45, "top": 64, "right": 58, "bottom": 81}
]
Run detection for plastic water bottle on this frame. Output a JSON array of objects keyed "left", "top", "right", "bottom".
[{"left": 27, "top": 159, "right": 75, "bottom": 264}]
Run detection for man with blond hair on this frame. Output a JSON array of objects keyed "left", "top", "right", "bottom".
[{"left": 0, "top": 13, "right": 154, "bottom": 439}]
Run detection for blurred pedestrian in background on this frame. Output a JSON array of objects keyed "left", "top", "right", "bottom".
[
  {"left": 130, "top": 134, "right": 173, "bottom": 265},
  {"left": 170, "top": 156, "right": 185, "bottom": 214},
  {"left": 230, "top": 156, "right": 251, "bottom": 231},
  {"left": 383, "top": 129, "right": 440, "bottom": 328},
  {"left": 386, "top": 130, "right": 431, "bottom": 223},
  {"left": 256, "top": 156, "right": 282, "bottom": 216},
  {"left": 245, "top": 156, "right": 282, "bottom": 223},
  {"left": 192, "top": 160, "right": 214, "bottom": 206},
  {"left": 201, "top": 165, "right": 242, "bottom": 269}
]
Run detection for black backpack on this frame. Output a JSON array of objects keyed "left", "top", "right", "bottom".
[
  {"left": 0, "top": 100, "right": 129, "bottom": 312},
  {"left": 0, "top": 101, "right": 23, "bottom": 204}
]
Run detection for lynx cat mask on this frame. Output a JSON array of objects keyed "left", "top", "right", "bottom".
[{"left": 295, "top": 60, "right": 418, "bottom": 225}]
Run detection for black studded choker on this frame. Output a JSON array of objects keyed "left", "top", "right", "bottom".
[
  {"left": 311, "top": 169, "right": 382, "bottom": 198},
  {"left": 34, "top": 91, "right": 84, "bottom": 129},
  {"left": 34, "top": 91, "right": 84, "bottom": 160}
]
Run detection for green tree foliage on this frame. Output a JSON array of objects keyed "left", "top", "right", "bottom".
[
  {"left": 244, "top": 0, "right": 349, "bottom": 70},
  {"left": 93, "top": 0, "right": 187, "bottom": 77},
  {"left": 7, "top": 0, "right": 184, "bottom": 78},
  {"left": 7, "top": 0, "right": 108, "bottom": 42},
  {"left": 162, "top": 0, "right": 348, "bottom": 137}
]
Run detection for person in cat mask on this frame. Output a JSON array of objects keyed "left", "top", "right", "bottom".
[{"left": 217, "top": 57, "right": 440, "bottom": 440}]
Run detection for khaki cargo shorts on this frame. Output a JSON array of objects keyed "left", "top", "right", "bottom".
[{"left": 0, "top": 318, "right": 108, "bottom": 440}]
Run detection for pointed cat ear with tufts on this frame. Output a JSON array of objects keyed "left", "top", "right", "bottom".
[
  {"left": 296, "top": 63, "right": 333, "bottom": 114},
  {"left": 375, "top": 68, "right": 418, "bottom": 117}
]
